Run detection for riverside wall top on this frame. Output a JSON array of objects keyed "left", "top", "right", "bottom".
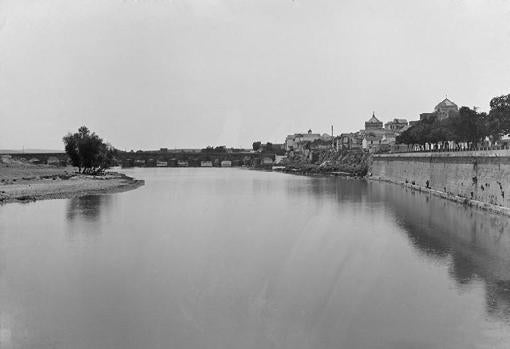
[{"left": 374, "top": 149, "right": 510, "bottom": 159}]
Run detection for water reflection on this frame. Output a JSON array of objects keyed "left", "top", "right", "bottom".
[
  {"left": 283, "top": 176, "right": 371, "bottom": 211},
  {"left": 66, "top": 195, "right": 112, "bottom": 222},
  {"left": 369, "top": 181, "right": 510, "bottom": 323},
  {"left": 287, "top": 177, "right": 510, "bottom": 324},
  {"left": 65, "top": 195, "right": 113, "bottom": 239}
]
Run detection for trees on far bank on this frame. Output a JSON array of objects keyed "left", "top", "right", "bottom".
[
  {"left": 63, "top": 126, "right": 117, "bottom": 174},
  {"left": 201, "top": 146, "right": 228, "bottom": 153},
  {"left": 487, "top": 94, "right": 510, "bottom": 140},
  {"left": 397, "top": 93, "right": 510, "bottom": 148}
]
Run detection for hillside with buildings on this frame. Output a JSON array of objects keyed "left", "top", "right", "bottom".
[
  {"left": 274, "top": 97, "right": 491, "bottom": 175},
  {"left": 280, "top": 97, "right": 470, "bottom": 159},
  {"left": 278, "top": 109, "right": 413, "bottom": 175}
]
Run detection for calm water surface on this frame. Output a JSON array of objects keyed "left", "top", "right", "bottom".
[{"left": 1, "top": 168, "right": 510, "bottom": 349}]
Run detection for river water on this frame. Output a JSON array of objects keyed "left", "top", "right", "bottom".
[{"left": 1, "top": 168, "right": 510, "bottom": 349}]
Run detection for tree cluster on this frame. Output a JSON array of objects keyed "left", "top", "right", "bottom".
[
  {"left": 201, "top": 146, "right": 227, "bottom": 153},
  {"left": 253, "top": 141, "right": 280, "bottom": 153},
  {"left": 397, "top": 94, "right": 510, "bottom": 147},
  {"left": 63, "top": 126, "right": 117, "bottom": 174}
]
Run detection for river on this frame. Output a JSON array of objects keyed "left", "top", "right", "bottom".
[{"left": 1, "top": 168, "right": 510, "bottom": 348}]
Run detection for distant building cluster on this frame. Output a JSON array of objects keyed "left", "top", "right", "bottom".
[{"left": 283, "top": 97, "right": 459, "bottom": 154}]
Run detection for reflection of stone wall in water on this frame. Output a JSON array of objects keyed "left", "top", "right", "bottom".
[
  {"left": 370, "top": 151, "right": 510, "bottom": 209},
  {"left": 369, "top": 182, "right": 510, "bottom": 320}
]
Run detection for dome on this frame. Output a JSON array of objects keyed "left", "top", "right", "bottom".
[
  {"left": 366, "top": 113, "right": 381, "bottom": 123},
  {"left": 435, "top": 98, "right": 458, "bottom": 110}
]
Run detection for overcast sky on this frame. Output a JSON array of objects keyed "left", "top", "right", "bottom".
[{"left": 1, "top": 0, "right": 510, "bottom": 150}]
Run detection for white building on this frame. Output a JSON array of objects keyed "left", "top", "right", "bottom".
[
  {"left": 285, "top": 130, "right": 333, "bottom": 152},
  {"left": 285, "top": 130, "right": 322, "bottom": 151}
]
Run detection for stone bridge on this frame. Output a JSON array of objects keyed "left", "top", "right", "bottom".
[
  {"left": 116, "top": 150, "right": 277, "bottom": 167},
  {"left": 1, "top": 152, "right": 68, "bottom": 165},
  {"left": 1, "top": 150, "right": 280, "bottom": 168}
]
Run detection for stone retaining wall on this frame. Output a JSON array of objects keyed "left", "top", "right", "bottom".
[{"left": 370, "top": 150, "right": 510, "bottom": 210}]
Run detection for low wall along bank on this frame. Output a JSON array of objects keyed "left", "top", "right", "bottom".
[{"left": 370, "top": 150, "right": 510, "bottom": 212}]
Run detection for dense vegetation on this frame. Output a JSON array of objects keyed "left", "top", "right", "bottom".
[
  {"left": 63, "top": 126, "right": 117, "bottom": 174},
  {"left": 201, "top": 146, "right": 228, "bottom": 153},
  {"left": 252, "top": 141, "right": 282, "bottom": 153},
  {"left": 397, "top": 94, "right": 510, "bottom": 147}
]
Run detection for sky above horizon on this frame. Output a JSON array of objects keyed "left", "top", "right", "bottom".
[{"left": 1, "top": 0, "right": 510, "bottom": 150}]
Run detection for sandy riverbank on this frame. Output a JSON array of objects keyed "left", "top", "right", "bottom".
[{"left": 0, "top": 163, "right": 144, "bottom": 204}]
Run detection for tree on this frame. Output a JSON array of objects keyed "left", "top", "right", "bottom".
[
  {"left": 63, "top": 133, "right": 81, "bottom": 172},
  {"left": 487, "top": 94, "right": 510, "bottom": 140},
  {"left": 252, "top": 141, "right": 261, "bottom": 151},
  {"left": 397, "top": 121, "right": 432, "bottom": 146},
  {"left": 201, "top": 146, "right": 227, "bottom": 153},
  {"left": 490, "top": 94, "right": 510, "bottom": 111},
  {"left": 62, "top": 126, "right": 116, "bottom": 174},
  {"left": 452, "top": 107, "right": 487, "bottom": 145},
  {"left": 397, "top": 107, "right": 489, "bottom": 148},
  {"left": 214, "top": 146, "right": 227, "bottom": 153},
  {"left": 397, "top": 94, "right": 510, "bottom": 149},
  {"left": 201, "top": 146, "right": 215, "bottom": 153}
]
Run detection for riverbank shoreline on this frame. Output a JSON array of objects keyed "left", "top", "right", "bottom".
[
  {"left": 255, "top": 163, "right": 510, "bottom": 217},
  {"left": 368, "top": 175, "right": 510, "bottom": 217},
  {"left": 0, "top": 171, "right": 144, "bottom": 204},
  {"left": 248, "top": 165, "right": 364, "bottom": 179}
]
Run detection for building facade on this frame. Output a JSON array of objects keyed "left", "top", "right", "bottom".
[
  {"left": 335, "top": 133, "right": 363, "bottom": 151},
  {"left": 384, "top": 118, "right": 408, "bottom": 132}
]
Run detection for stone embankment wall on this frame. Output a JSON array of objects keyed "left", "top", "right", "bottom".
[{"left": 369, "top": 150, "right": 510, "bottom": 210}]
